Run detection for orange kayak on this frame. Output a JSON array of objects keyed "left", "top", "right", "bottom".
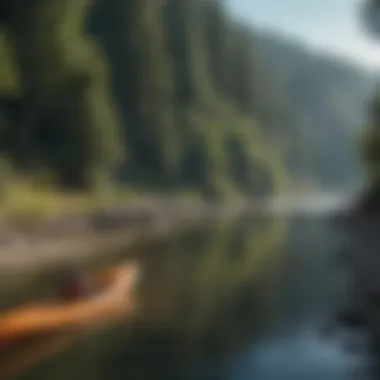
[
  {"left": 0, "top": 332, "right": 78, "bottom": 379},
  {"left": 0, "top": 263, "right": 138, "bottom": 348}
]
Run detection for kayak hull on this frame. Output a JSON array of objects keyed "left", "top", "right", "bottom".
[{"left": 0, "top": 263, "right": 137, "bottom": 348}]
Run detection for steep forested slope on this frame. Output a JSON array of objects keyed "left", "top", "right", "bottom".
[
  {"left": 0, "top": 0, "right": 374, "bottom": 198},
  {"left": 257, "top": 32, "right": 376, "bottom": 189},
  {"left": 0, "top": 0, "right": 298, "bottom": 197}
]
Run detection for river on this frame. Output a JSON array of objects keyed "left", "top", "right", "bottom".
[{"left": 1, "top": 196, "right": 376, "bottom": 380}]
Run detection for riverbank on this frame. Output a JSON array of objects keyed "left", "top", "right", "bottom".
[
  {"left": 0, "top": 191, "right": 348, "bottom": 274},
  {"left": 0, "top": 197, "right": 254, "bottom": 274}
]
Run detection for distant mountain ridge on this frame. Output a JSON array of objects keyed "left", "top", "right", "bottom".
[{"left": 257, "top": 30, "right": 377, "bottom": 190}]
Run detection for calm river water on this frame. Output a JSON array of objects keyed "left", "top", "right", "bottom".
[{"left": 2, "top": 198, "right": 376, "bottom": 380}]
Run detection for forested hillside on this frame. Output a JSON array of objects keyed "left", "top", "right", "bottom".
[
  {"left": 0, "top": 0, "right": 375, "bottom": 201},
  {"left": 258, "top": 32, "right": 376, "bottom": 189},
  {"left": 0, "top": 0, "right": 304, "bottom": 199}
]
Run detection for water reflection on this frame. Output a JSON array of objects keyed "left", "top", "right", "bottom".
[
  {"left": 2, "top": 211, "right": 372, "bottom": 380},
  {"left": 225, "top": 329, "right": 367, "bottom": 380}
]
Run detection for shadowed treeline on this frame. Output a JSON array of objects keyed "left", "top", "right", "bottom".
[
  {"left": 0, "top": 0, "right": 373, "bottom": 204},
  {"left": 0, "top": 0, "right": 293, "bottom": 198}
]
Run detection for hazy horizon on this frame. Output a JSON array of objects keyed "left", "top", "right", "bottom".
[{"left": 227, "top": 0, "right": 380, "bottom": 71}]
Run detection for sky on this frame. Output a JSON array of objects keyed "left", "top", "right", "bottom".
[{"left": 227, "top": 0, "right": 380, "bottom": 70}]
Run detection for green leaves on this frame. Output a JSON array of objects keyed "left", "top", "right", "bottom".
[
  {"left": 0, "top": 30, "right": 20, "bottom": 95},
  {"left": 1, "top": 0, "right": 294, "bottom": 196}
]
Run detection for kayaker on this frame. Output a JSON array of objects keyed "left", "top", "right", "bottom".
[{"left": 57, "top": 268, "right": 95, "bottom": 303}]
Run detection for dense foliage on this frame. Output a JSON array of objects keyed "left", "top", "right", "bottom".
[
  {"left": 0, "top": 0, "right": 374, "bottom": 197},
  {"left": 358, "top": 0, "right": 380, "bottom": 190},
  {"left": 0, "top": 0, "right": 295, "bottom": 197}
]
